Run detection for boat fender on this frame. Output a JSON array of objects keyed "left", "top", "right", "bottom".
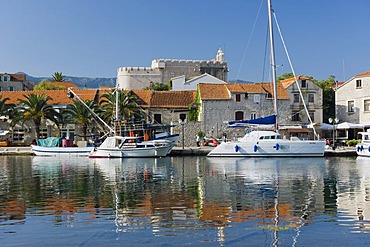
[
  {"left": 275, "top": 143, "right": 280, "bottom": 150},
  {"left": 253, "top": 145, "right": 258, "bottom": 152},
  {"left": 361, "top": 145, "right": 364, "bottom": 151},
  {"left": 235, "top": 145, "right": 239, "bottom": 152},
  {"left": 357, "top": 146, "right": 361, "bottom": 152},
  {"left": 368, "top": 146, "right": 370, "bottom": 152}
]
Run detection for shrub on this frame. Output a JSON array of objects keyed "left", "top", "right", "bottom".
[{"left": 346, "top": 139, "right": 360, "bottom": 147}]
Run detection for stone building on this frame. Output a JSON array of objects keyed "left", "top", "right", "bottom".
[
  {"left": 336, "top": 71, "right": 370, "bottom": 125},
  {"left": 0, "top": 73, "right": 35, "bottom": 91},
  {"left": 280, "top": 76, "right": 323, "bottom": 125},
  {"left": 197, "top": 82, "right": 291, "bottom": 139},
  {"left": 116, "top": 48, "right": 228, "bottom": 90}
]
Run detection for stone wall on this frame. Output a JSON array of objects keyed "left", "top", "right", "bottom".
[{"left": 172, "top": 121, "right": 202, "bottom": 147}]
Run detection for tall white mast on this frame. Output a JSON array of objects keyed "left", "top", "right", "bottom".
[{"left": 267, "top": 0, "right": 278, "bottom": 131}]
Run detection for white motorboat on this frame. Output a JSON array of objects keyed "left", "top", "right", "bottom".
[
  {"left": 31, "top": 137, "right": 93, "bottom": 156},
  {"left": 207, "top": 129, "right": 326, "bottom": 157},
  {"left": 208, "top": 0, "right": 326, "bottom": 157},
  {"left": 356, "top": 131, "right": 370, "bottom": 157},
  {"left": 31, "top": 145, "right": 93, "bottom": 156},
  {"left": 89, "top": 136, "right": 172, "bottom": 158}
]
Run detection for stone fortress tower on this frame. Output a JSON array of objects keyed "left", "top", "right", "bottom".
[{"left": 116, "top": 48, "right": 228, "bottom": 90}]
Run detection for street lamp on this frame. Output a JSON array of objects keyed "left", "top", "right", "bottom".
[
  {"left": 179, "top": 119, "right": 186, "bottom": 150},
  {"left": 328, "top": 117, "right": 339, "bottom": 149}
]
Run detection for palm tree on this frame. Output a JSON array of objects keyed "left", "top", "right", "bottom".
[
  {"left": 0, "top": 95, "right": 15, "bottom": 119},
  {"left": 63, "top": 100, "right": 100, "bottom": 140},
  {"left": 99, "top": 90, "right": 141, "bottom": 125},
  {"left": 13, "top": 93, "right": 61, "bottom": 139},
  {"left": 52, "top": 72, "right": 65, "bottom": 82}
]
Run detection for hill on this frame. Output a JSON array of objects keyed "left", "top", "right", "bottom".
[{"left": 22, "top": 73, "right": 116, "bottom": 88}]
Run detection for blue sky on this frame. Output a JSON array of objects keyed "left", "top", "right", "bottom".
[{"left": 1, "top": 0, "right": 369, "bottom": 82}]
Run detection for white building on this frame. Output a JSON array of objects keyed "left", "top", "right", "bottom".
[{"left": 171, "top": 73, "right": 226, "bottom": 91}]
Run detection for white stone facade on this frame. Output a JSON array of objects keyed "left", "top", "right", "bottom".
[
  {"left": 282, "top": 78, "right": 323, "bottom": 125},
  {"left": 336, "top": 72, "right": 370, "bottom": 125},
  {"left": 116, "top": 49, "right": 228, "bottom": 90}
]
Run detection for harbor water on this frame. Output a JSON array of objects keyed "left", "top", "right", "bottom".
[{"left": 1, "top": 155, "right": 370, "bottom": 246}]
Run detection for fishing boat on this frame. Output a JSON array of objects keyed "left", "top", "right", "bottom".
[
  {"left": 31, "top": 137, "right": 93, "bottom": 156},
  {"left": 89, "top": 136, "right": 172, "bottom": 158},
  {"left": 356, "top": 131, "right": 370, "bottom": 157},
  {"left": 208, "top": 0, "right": 326, "bottom": 157}
]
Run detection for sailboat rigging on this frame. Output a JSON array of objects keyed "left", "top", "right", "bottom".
[{"left": 207, "top": 0, "right": 326, "bottom": 157}]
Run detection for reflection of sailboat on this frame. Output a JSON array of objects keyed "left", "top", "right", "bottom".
[
  {"left": 90, "top": 157, "right": 172, "bottom": 183},
  {"left": 205, "top": 156, "right": 327, "bottom": 245}
]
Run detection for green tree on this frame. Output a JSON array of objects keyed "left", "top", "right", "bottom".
[
  {"left": 277, "top": 72, "right": 294, "bottom": 82},
  {"left": 63, "top": 100, "right": 100, "bottom": 140},
  {"left": 143, "top": 82, "right": 169, "bottom": 91},
  {"left": 0, "top": 95, "right": 15, "bottom": 120},
  {"left": 52, "top": 72, "right": 65, "bottom": 82},
  {"left": 316, "top": 75, "right": 336, "bottom": 123},
  {"left": 13, "top": 93, "right": 61, "bottom": 138},
  {"left": 99, "top": 90, "right": 141, "bottom": 125},
  {"left": 34, "top": 80, "right": 67, "bottom": 91}
]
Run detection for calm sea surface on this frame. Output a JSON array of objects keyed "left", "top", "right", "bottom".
[{"left": 1, "top": 155, "right": 370, "bottom": 246}]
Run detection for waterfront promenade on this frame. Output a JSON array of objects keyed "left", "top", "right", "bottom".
[{"left": 0, "top": 145, "right": 357, "bottom": 156}]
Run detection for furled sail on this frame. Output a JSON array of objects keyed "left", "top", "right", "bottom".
[{"left": 228, "top": 115, "right": 276, "bottom": 125}]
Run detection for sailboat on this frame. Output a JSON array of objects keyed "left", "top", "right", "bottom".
[{"left": 208, "top": 0, "right": 326, "bottom": 157}]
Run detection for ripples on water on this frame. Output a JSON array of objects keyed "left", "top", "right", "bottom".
[{"left": 1, "top": 155, "right": 370, "bottom": 246}]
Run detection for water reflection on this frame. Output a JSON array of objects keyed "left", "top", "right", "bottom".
[{"left": 1, "top": 156, "right": 370, "bottom": 246}]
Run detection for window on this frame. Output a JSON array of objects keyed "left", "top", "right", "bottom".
[
  {"left": 244, "top": 93, "right": 248, "bottom": 99},
  {"left": 364, "top": 100, "right": 370, "bottom": 112},
  {"left": 308, "top": 112, "right": 315, "bottom": 122},
  {"left": 308, "top": 93, "right": 314, "bottom": 103},
  {"left": 12, "top": 129, "right": 25, "bottom": 142},
  {"left": 292, "top": 112, "right": 300, "bottom": 121},
  {"left": 293, "top": 94, "right": 300, "bottom": 103},
  {"left": 3, "top": 76, "right": 9, "bottom": 82},
  {"left": 39, "top": 128, "right": 48, "bottom": 139},
  {"left": 235, "top": 94, "right": 241, "bottom": 102},
  {"left": 348, "top": 100, "right": 355, "bottom": 112},
  {"left": 250, "top": 112, "right": 256, "bottom": 119},
  {"left": 0, "top": 87, "right": 2, "bottom": 92},
  {"left": 235, "top": 111, "right": 244, "bottom": 120},
  {"left": 254, "top": 95, "right": 260, "bottom": 103},
  {"left": 154, "top": 114, "right": 162, "bottom": 124},
  {"left": 60, "top": 127, "right": 75, "bottom": 139},
  {"left": 179, "top": 113, "right": 186, "bottom": 122},
  {"left": 9, "top": 86, "right": 14, "bottom": 91},
  {"left": 356, "top": 79, "right": 362, "bottom": 88},
  {"left": 301, "top": 80, "right": 307, "bottom": 88}
]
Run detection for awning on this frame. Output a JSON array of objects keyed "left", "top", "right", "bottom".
[
  {"left": 285, "top": 128, "right": 311, "bottom": 133},
  {"left": 336, "top": 122, "right": 364, "bottom": 129}
]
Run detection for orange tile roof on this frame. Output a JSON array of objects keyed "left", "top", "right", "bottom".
[
  {"left": 198, "top": 83, "right": 230, "bottom": 99},
  {"left": 149, "top": 91, "right": 196, "bottom": 108},
  {"left": 260, "top": 82, "right": 290, "bottom": 99},
  {"left": 131, "top": 90, "right": 153, "bottom": 106},
  {"left": 199, "top": 83, "right": 289, "bottom": 100},
  {"left": 0, "top": 89, "right": 98, "bottom": 105},
  {"left": 355, "top": 71, "right": 370, "bottom": 78},
  {"left": 280, "top": 76, "right": 310, "bottom": 88},
  {"left": 0, "top": 73, "right": 26, "bottom": 81},
  {"left": 226, "top": 83, "right": 266, "bottom": 93}
]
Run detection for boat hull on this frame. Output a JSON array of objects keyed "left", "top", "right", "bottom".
[
  {"left": 31, "top": 145, "right": 94, "bottom": 156},
  {"left": 207, "top": 140, "right": 326, "bottom": 157},
  {"left": 356, "top": 144, "right": 370, "bottom": 157},
  {"left": 89, "top": 145, "right": 171, "bottom": 158}
]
